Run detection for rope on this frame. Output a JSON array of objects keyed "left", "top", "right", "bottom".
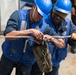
[
  {"left": 0, "top": 35, "right": 33, "bottom": 39},
  {"left": 53, "top": 35, "right": 71, "bottom": 39},
  {"left": 0, "top": 35, "right": 71, "bottom": 38}
]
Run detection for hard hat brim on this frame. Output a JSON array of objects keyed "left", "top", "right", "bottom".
[
  {"left": 54, "top": 6, "right": 70, "bottom": 14},
  {"left": 34, "top": 0, "right": 48, "bottom": 18},
  {"left": 53, "top": 9, "right": 67, "bottom": 18},
  {"left": 37, "top": 6, "right": 48, "bottom": 18}
]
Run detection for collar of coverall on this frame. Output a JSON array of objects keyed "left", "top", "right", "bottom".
[{"left": 53, "top": 9, "right": 68, "bottom": 19}]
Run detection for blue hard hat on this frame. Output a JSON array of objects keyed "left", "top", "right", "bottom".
[
  {"left": 54, "top": 0, "right": 72, "bottom": 14},
  {"left": 34, "top": 0, "right": 52, "bottom": 18}
]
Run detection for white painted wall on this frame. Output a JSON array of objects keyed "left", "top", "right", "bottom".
[
  {"left": 0, "top": 0, "right": 1, "bottom": 29},
  {"left": 67, "top": 14, "right": 71, "bottom": 20},
  {"left": 0, "top": 0, "right": 18, "bottom": 31}
]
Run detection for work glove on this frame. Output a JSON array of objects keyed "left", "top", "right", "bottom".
[{"left": 33, "top": 41, "right": 52, "bottom": 73}]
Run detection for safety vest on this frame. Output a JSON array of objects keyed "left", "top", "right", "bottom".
[
  {"left": 2, "top": 10, "right": 47, "bottom": 66},
  {"left": 46, "top": 15, "right": 71, "bottom": 66}
]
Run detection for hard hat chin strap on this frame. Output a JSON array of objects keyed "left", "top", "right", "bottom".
[{"left": 32, "top": 6, "right": 36, "bottom": 19}]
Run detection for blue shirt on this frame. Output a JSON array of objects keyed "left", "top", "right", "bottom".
[{"left": 44, "top": 13, "right": 76, "bottom": 66}]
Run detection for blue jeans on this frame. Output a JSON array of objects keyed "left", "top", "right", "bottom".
[
  {"left": 45, "top": 65, "right": 59, "bottom": 75},
  {"left": 0, "top": 54, "right": 31, "bottom": 75},
  {"left": 31, "top": 62, "right": 59, "bottom": 75},
  {"left": 15, "top": 63, "right": 31, "bottom": 75}
]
